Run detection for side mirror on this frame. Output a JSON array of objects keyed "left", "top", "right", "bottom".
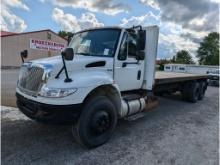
[
  {"left": 136, "top": 50, "right": 145, "bottom": 61},
  {"left": 20, "top": 50, "right": 28, "bottom": 59},
  {"left": 20, "top": 50, "right": 28, "bottom": 63},
  {"left": 138, "top": 30, "right": 146, "bottom": 50},
  {"left": 61, "top": 48, "right": 74, "bottom": 61}
]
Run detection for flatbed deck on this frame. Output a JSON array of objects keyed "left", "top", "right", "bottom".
[{"left": 155, "top": 71, "right": 208, "bottom": 85}]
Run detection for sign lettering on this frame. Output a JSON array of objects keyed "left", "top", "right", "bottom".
[{"left": 30, "top": 38, "right": 66, "bottom": 52}]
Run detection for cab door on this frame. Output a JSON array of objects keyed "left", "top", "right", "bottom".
[{"left": 114, "top": 31, "right": 145, "bottom": 91}]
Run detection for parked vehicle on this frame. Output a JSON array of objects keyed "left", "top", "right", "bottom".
[
  {"left": 16, "top": 26, "right": 208, "bottom": 148},
  {"left": 207, "top": 69, "right": 219, "bottom": 86}
]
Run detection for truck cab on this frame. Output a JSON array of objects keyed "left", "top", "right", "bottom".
[{"left": 16, "top": 26, "right": 159, "bottom": 148}]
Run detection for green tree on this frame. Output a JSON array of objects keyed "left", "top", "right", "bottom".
[
  {"left": 197, "top": 32, "right": 219, "bottom": 65},
  {"left": 58, "top": 30, "right": 74, "bottom": 38},
  {"left": 173, "top": 50, "right": 195, "bottom": 64},
  {"left": 157, "top": 58, "right": 172, "bottom": 70}
]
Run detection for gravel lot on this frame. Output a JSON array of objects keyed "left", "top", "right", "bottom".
[{"left": 1, "top": 86, "right": 219, "bottom": 165}]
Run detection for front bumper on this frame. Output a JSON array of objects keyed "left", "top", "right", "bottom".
[{"left": 16, "top": 93, "right": 82, "bottom": 124}]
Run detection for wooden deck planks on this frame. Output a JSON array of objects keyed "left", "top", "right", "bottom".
[{"left": 155, "top": 71, "right": 208, "bottom": 85}]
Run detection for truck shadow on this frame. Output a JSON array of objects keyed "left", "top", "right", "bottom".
[{"left": 155, "top": 92, "right": 183, "bottom": 102}]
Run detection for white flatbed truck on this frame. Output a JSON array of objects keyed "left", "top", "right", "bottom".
[{"left": 16, "top": 26, "right": 208, "bottom": 148}]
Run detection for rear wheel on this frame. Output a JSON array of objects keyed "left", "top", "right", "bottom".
[
  {"left": 182, "top": 82, "right": 200, "bottom": 103},
  {"left": 198, "top": 82, "right": 206, "bottom": 100},
  {"left": 72, "top": 96, "right": 117, "bottom": 148}
]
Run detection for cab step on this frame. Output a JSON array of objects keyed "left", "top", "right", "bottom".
[{"left": 124, "top": 112, "right": 146, "bottom": 121}]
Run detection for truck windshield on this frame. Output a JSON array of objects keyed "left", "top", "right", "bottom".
[{"left": 69, "top": 29, "right": 120, "bottom": 57}]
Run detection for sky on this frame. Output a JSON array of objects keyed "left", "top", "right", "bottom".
[{"left": 1, "top": 0, "right": 219, "bottom": 60}]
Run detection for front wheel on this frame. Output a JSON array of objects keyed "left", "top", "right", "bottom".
[{"left": 72, "top": 96, "right": 117, "bottom": 148}]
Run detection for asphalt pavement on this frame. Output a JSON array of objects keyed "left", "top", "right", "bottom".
[{"left": 1, "top": 86, "right": 219, "bottom": 165}]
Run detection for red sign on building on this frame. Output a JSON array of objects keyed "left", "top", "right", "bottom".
[{"left": 30, "top": 38, "right": 65, "bottom": 52}]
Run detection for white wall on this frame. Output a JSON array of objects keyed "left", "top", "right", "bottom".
[
  {"left": 164, "top": 64, "right": 219, "bottom": 74},
  {"left": 186, "top": 66, "right": 208, "bottom": 74}
]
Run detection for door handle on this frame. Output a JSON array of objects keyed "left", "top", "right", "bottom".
[
  {"left": 137, "top": 70, "right": 141, "bottom": 80},
  {"left": 122, "top": 61, "right": 140, "bottom": 67}
]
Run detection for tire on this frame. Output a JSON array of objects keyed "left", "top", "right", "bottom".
[
  {"left": 182, "top": 83, "right": 190, "bottom": 101},
  {"left": 72, "top": 96, "right": 117, "bottom": 148},
  {"left": 182, "top": 82, "right": 200, "bottom": 103},
  {"left": 198, "top": 82, "right": 206, "bottom": 100}
]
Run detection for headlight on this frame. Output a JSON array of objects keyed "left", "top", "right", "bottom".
[{"left": 39, "top": 85, "right": 77, "bottom": 98}]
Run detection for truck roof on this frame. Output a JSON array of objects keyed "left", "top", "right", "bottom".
[
  {"left": 76, "top": 25, "right": 157, "bottom": 33},
  {"left": 75, "top": 26, "right": 124, "bottom": 34}
]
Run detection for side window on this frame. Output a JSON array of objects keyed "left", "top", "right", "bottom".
[
  {"left": 118, "top": 33, "right": 128, "bottom": 61},
  {"left": 118, "top": 32, "right": 138, "bottom": 60},
  {"left": 127, "top": 34, "right": 138, "bottom": 57}
]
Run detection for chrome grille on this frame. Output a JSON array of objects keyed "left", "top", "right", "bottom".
[{"left": 18, "top": 65, "right": 44, "bottom": 95}]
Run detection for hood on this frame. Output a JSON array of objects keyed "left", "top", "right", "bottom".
[{"left": 29, "top": 54, "right": 113, "bottom": 76}]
